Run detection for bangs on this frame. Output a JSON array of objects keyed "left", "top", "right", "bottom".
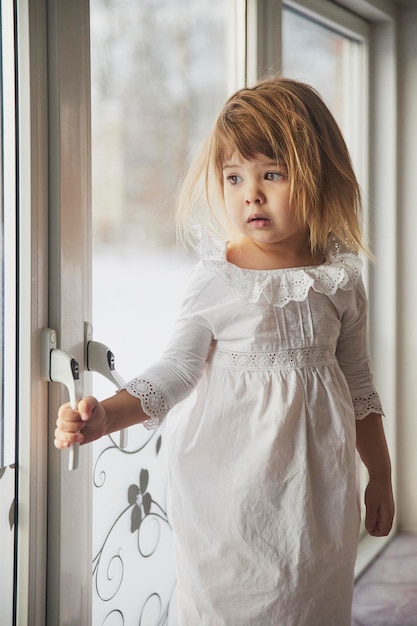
[
  {"left": 211, "top": 103, "right": 286, "bottom": 175},
  {"left": 216, "top": 124, "right": 277, "bottom": 163}
]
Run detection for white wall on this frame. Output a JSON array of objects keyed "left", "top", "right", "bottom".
[{"left": 397, "top": 5, "right": 417, "bottom": 532}]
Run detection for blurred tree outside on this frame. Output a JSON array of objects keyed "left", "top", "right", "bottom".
[{"left": 91, "top": 0, "right": 227, "bottom": 250}]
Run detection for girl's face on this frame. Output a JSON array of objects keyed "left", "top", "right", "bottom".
[{"left": 222, "top": 152, "right": 308, "bottom": 252}]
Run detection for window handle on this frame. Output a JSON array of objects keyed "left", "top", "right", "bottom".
[
  {"left": 85, "top": 324, "right": 128, "bottom": 448},
  {"left": 41, "top": 328, "right": 81, "bottom": 471}
]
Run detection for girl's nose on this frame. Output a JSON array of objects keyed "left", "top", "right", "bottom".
[{"left": 244, "top": 183, "right": 265, "bottom": 205}]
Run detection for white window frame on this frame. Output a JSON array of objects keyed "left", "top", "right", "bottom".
[
  {"left": 16, "top": 0, "right": 92, "bottom": 624},
  {"left": 15, "top": 0, "right": 49, "bottom": 623},
  {"left": 1, "top": 0, "right": 17, "bottom": 470},
  {"left": 13, "top": 2, "right": 398, "bottom": 624},
  {"left": 353, "top": 2, "right": 398, "bottom": 575}
]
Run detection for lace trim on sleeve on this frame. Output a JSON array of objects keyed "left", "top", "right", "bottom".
[
  {"left": 123, "top": 378, "right": 170, "bottom": 430},
  {"left": 352, "top": 391, "right": 384, "bottom": 420}
]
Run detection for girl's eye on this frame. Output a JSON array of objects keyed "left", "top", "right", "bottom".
[
  {"left": 265, "top": 171, "right": 283, "bottom": 182},
  {"left": 226, "top": 174, "right": 242, "bottom": 185}
]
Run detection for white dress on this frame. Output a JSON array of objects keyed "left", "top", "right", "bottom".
[{"left": 124, "top": 237, "right": 383, "bottom": 626}]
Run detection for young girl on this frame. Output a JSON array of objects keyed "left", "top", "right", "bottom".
[{"left": 55, "top": 77, "right": 394, "bottom": 625}]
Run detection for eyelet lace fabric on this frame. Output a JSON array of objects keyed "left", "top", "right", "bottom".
[
  {"left": 214, "top": 346, "right": 336, "bottom": 369},
  {"left": 123, "top": 379, "right": 168, "bottom": 430},
  {"left": 198, "top": 235, "right": 362, "bottom": 307},
  {"left": 214, "top": 347, "right": 383, "bottom": 419},
  {"left": 352, "top": 392, "right": 384, "bottom": 420}
]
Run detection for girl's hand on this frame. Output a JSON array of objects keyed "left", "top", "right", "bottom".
[
  {"left": 54, "top": 396, "right": 107, "bottom": 449},
  {"left": 364, "top": 478, "right": 395, "bottom": 537}
]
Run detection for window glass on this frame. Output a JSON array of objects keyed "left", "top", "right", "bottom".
[
  {"left": 90, "top": 1, "right": 231, "bottom": 622},
  {"left": 282, "top": 5, "right": 366, "bottom": 179}
]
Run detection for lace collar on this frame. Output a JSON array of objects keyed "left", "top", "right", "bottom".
[{"left": 198, "top": 234, "right": 362, "bottom": 307}]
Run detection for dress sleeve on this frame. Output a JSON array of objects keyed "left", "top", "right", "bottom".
[
  {"left": 122, "top": 265, "right": 214, "bottom": 429},
  {"left": 336, "top": 278, "right": 384, "bottom": 420}
]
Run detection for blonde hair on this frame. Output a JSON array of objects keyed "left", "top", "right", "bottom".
[{"left": 176, "top": 76, "right": 367, "bottom": 256}]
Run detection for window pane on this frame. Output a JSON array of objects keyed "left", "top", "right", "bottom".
[
  {"left": 91, "top": 0, "right": 228, "bottom": 253},
  {"left": 282, "top": 4, "right": 368, "bottom": 246},
  {"left": 282, "top": 6, "right": 363, "bottom": 145},
  {"left": 90, "top": 1, "right": 231, "bottom": 623}
]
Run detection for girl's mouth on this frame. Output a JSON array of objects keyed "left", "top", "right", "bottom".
[{"left": 247, "top": 214, "right": 271, "bottom": 228}]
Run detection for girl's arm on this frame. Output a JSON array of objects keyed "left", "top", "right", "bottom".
[
  {"left": 54, "top": 391, "right": 148, "bottom": 448},
  {"left": 355, "top": 412, "right": 395, "bottom": 537},
  {"left": 54, "top": 266, "right": 216, "bottom": 449}
]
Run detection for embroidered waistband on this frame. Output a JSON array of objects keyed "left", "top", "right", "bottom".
[{"left": 213, "top": 345, "right": 336, "bottom": 370}]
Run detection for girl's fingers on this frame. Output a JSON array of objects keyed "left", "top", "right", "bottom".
[
  {"left": 56, "top": 404, "right": 83, "bottom": 430},
  {"left": 77, "top": 396, "right": 99, "bottom": 421},
  {"left": 55, "top": 403, "right": 84, "bottom": 449},
  {"left": 57, "top": 402, "right": 81, "bottom": 423},
  {"left": 54, "top": 428, "right": 84, "bottom": 447},
  {"left": 55, "top": 397, "right": 100, "bottom": 449},
  {"left": 365, "top": 503, "right": 393, "bottom": 537},
  {"left": 53, "top": 426, "right": 84, "bottom": 449},
  {"left": 56, "top": 415, "right": 83, "bottom": 433}
]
